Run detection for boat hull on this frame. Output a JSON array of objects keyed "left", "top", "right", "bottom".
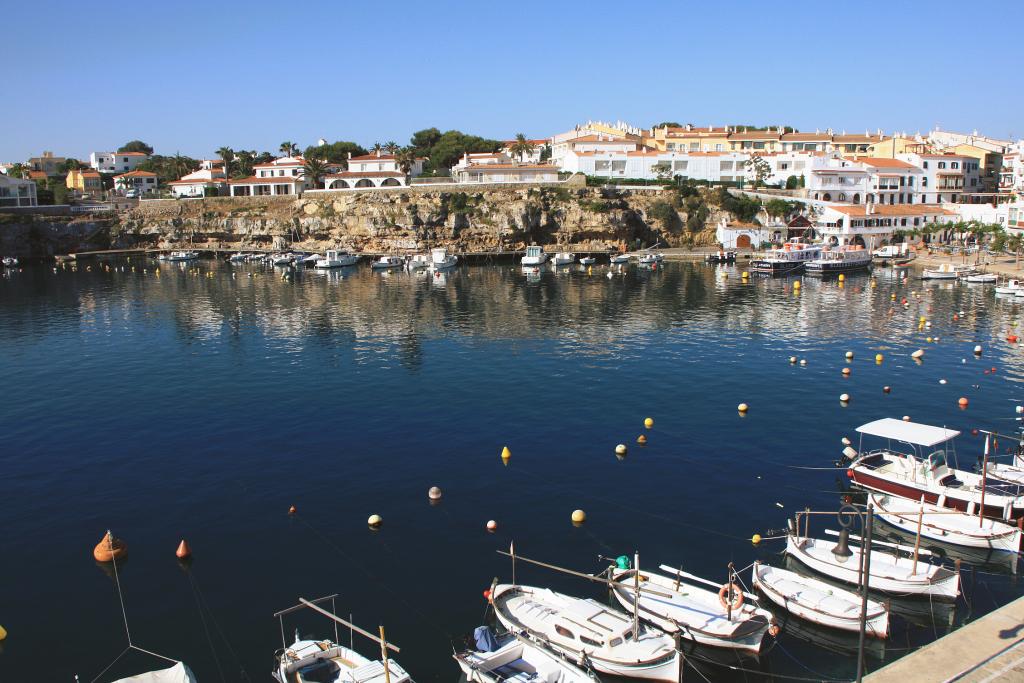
[
  {"left": 750, "top": 260, "right": 804, "bottom": 275},
  {"left": 804, "top": 260, "right": 871, "bottom": 274},
  {"left": 871, "top": 494, "right": 1022, "bottom": 553}
]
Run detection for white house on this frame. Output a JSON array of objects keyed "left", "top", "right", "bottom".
[
  {"left": 0, "top": 173, "right": 38, "bottom": 206},
  {"left": 501, "top": 138, "right": 548, "bottom": 164},
  {"left": 896, "top": 152, "right": 981, "bottom": 204},
  {"left": 113, "top": 170, "right": 158, "bottom": 194},
  {"left": 560, "top": 149, "right": 751, "bottom": 183},
  {"left": 90, "top": 151, "right": 151, "bottom": 173},
  {"left": 168, "top": 167, "right": 227, "bottom": 198},
  {"left": 814, "top": 202, "right": 956, "bottom": 249},
  {"left": 715, "top": 218, "right": 772, "bottom": 249},
  {"left": 229, "top": 156, "right": 307, "bottom": 197},
  {"left": 322, "top": 151, "right": 423, "bottom": 190},
  {"left": 551, "top": 134, "right": 640, "bottom": 168},
  {"left": 451, "top": 152, "right": 559, "bottom": 184}
]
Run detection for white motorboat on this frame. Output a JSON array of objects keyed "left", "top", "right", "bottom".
[
  {"left": 964, "top": 272, "right": 996, "bottom": 283},
  {"left": 372, "top": 255, "right": 405, "bottom": 270},
  {"left": 638, "top": 252, "right": 664, "bottom": 266},
  {"left": 870, "top": 492, "right": 1022, "bottom": 553},
  {"left": 406, "top": 253, "right": 430, "bottom": 270},
  {"left": 996, "top": 279, "right": 1024, "bottom": 295},
  {"left": 2, "top": 257, "right": 17, "bottom": 267},
  {"left": 921, "top": 263, "right": 968, "bottom": 280},
  {"left": 752, "top": 562, "right": 889, "bottom": 638},
  {"left": 270, "top": 253, "right": 294, "bottom": 266},
  {"left": 159, "top": 251, "right": 199, "bottom": 262},
  {"left": 609, "top": 253, "right": 630, "bottom": 264},
  {"left": 552, "top": 252, "right": 575, "bottom": 266},
  {"left": 579, "top": 256, "right": 596, "bottom": 266},
  {"left": 315, "top": 250, "right": 358, "bottom": 268},
  {"left": 429, "top": 247, "right": 458, "bottom": 270},
  {"left": 521, "top": 245, "right": 548, "bottom": 266},
  {"left": 785, "top": 523, "right": 960, "bottom": 600},
  {"left": 273, "top": 597, "right": 411, "bottom": 683},
  {"left": 846, "top": 418, "right": 1024, "bottom": 522},
  {"left": 706, "top": 251, "right": 736, "bottom": 263},
  {"left": 228, "top": 253, "right": 248, "bottom": 263},
  {"left": 491, "top": 583, "right": 681, "bottom": 681},
  {"left": 610, "top": 563, "right": 775, "bottom": 654},
  {"left": 804, "top": 245, "right": 872, "bottom": 275},
  {"left": 455, "top": 626, "right": 599, "bottom": 683},
  {"left": 112, "top": 661, "right": 198, "bottom": 683},
  {"left": 750, "top": 240, "right": 823, "bottom": 275},
  {"left": 299, "top": 253, "right": 322, "bottom": 265}
]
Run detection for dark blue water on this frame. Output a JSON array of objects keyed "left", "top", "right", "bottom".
[{"left": 2, "top": 258, "right": 1022, "bottom": 683}]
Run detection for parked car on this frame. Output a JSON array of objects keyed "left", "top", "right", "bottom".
[{"left": 125, "top": 190, "right": 139, "bottom": 198}]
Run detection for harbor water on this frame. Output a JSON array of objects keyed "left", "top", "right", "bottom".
[{"left": 2, "top": 257, "right": 1023, "bottom": 682}]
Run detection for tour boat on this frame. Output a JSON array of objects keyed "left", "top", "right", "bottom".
[
  {"left": 273, "top": 597, "right": 411, "bottom": 683},
  {"left": 964, "top": 272, "right": 997, "bottom": 283},
  {"left": 638, "top": 252, "right": 664, "bottom": 266},
  {"left": 996, "top": 279, "right": 1024, "bottom": 295},
  {"left": 455, "top": 626, "right": 599, "bottom": 683},
  {"left": 112, "top": 662, "right": 198, "bottom": 683},
  {"left": 752, "top": 562, "right": 889, "bottom": 638},
  {"left": 804, "top": 245, "right": 872, "bottom": 275},
  {"left": 552, "top": 252, "right": 575, "bottom": 266},
  {"left": 869, "top": 492, "right": 1022, "bottom": 553},
  {"left": 750, "top": 240, "right": 823, "bottom": 275},
  {"left": 785, "top": 523, "right": 960, "bottom": 600},
  {"left": 160, "top": 251, "right": 199, "bottom": 262},
  {"left": 921, "top": 263, "right": 967, "bottom": 280},
  {"left": 490, "top": 583, "right": 681, "bottom": 681},
  {"left": 579, "top": 256, "right": 596, "bottom": 266},
  {"left": 2, "top": 257, "right": 17, "bottom": 267},
  {"left": 609, "top": 563, "right": 775, "bottom": 654},
  {"left": 315, "top": 250, "right": 358, "bottom": 268},
  {"left": 609, "top": 253, "right": 630, "bottom": 264},
  {"left": 429, "top": 247, "right": 458, "bottom": 270},
  {"left": 845, "top": 418, "right": 1024, "bottom": 522},
  {"left": 406, "top": 253, "right": 430, "bottom": 270},
  {"left": 521, "top": 245, "right": 548, "bottom": 266},
  {"left": 706, "top": 251, "right": 737, "bottom": 263},
  {"left": 372, "top": 255, "right": 406, "bottom": 270}
]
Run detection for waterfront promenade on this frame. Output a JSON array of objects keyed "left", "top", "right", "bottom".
[{"left": 866, "top": 595, "right": 1024, "bottom": 682}]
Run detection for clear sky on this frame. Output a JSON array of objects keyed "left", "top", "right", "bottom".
[{"left": 2, "top": 0, "right": 1021, "bottom": 162}]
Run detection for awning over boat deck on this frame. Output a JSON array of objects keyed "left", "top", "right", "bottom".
[{"left": 856, "top": 418, "right": 960, "bottom": 447}]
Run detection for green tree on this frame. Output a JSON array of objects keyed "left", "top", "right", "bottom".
[
  {"left": 235, "top": 151, "right": 256, "bottom": 178},
  {"left": 216, "top": 147, "right": 235, "bottom": 176},
  {"left": 508, "top": 133, "right": 537, "bottom": 162},
  {"left": 746, "top": 154, "right": 772, "bottom": 188},
  {"left": 651, "top": 122, "right": 682, "bottom": 129},
  {"left": 410, "top": 128, "right": 442, "bottom": 154},
  {"left": 371, "top": 142, "right": 383, "bottom": 153},
  {"left": 798, "top": 174, "right": 805, "bottom": 188},
  {"left": 304, "top": 141, "right": 368, "bottom": 167},
  {"left": 118, "top": 140, "right": 154, "bottom": 154},
  {"left": 422, "top": 130, "right": 503, "bottom": 173},
  {"left": 395, "top": 147, "right": 418, "bottom": 175},
  {"left": 764, "top": 199, "right": 793, "bottom": 220},
  {"left": 279, "top": 141, "right": 297, "bottom": 157},
  {"left": 60, "top": 158, "right": 82, "bottom": 173},
  {"left": 384, "top": 141, "right": 400, "bottom": 154},
  {"left": 6, "top": 162, "right": 27, "bottom": 178},
  {"left": 301, "top": 156, "right": 329, "bottom": 189},
  {"left": 647, "top": 200, "right": 681, "bottom": 231},
  {"left": 785, "top": 175, "right": 799, "bottom": 190}
]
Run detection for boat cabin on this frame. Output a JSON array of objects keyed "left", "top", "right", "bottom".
[
  {"left": 525, "top": 246, "right": 544, "bottom": 259},
  {"left": 853, "top": 418, "right": 961, "bottom": 476},
  {"left": 549, "top": 595, "right": 635, "bottom": 650}
]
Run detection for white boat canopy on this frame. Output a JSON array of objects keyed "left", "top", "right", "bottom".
[
  {"left": 112, "top": 663, "right": 197, "bottom": 683},
  {"left": 856, "top": 418, "right": 960, "bottom": 447}
]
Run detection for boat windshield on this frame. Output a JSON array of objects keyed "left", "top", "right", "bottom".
[{"left": 926, "top": 450, "right": 948, "bottom": 470}]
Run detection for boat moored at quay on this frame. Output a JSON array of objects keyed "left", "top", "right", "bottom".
[
  {"left": 804, "top": 245, "right": 872, "bottom": 275},
  {"left": 750, "top": 240, "right": 823, "bottom": 275}
]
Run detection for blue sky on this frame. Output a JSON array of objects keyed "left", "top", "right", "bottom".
[{"left": 1, "top": 0, "right": 1020, "bottom": 161}]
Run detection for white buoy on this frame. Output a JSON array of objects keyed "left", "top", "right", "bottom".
[
  {"left": 843, "top": 446, "right": 858, "bottom": 459},
  {"left": 911, "top": 349, "right": 924, "bottom": 359},
  {"left": 840, "top": 393, "right": 850, "bottom": 403},
  {"left": 799, "top": 359, "right": 807, "bottom": 366},
  {"left": 841, "top": 437, "right": 851, "bottom": 446},
  {"left": 939, "top": 379, "right": 947, "bottom": 385},
  {"left": 974, "top": 345, "right": 983, "bottom": 355}
]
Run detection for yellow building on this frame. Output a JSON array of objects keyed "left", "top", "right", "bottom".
[
  {"left": 649, "top": 125, "right": 730, "bottom": 152},
  {"left": 946, "top": 143, "right": 1003, "bottom": 192},
  {"left": 865, "top": 135, "right": 930, "bottom": 158},
  {"left": 66, "top": 168, "right": 104, "bottom": 196}
]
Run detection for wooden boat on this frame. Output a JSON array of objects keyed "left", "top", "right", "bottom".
[
  {"left": 609, "top": 563, "right": 775, "bottom": 654},
  {"left": 429, "top": 247, "right": 458, "bottom": 270},
  {"left": 609, "top": 253, "right": 630, "bottom": 264},
  {"left": 490, "top": 583, "right": 681, "bottom": 681},
  {"left": 112, "top": 662, "right": 198, "bottom": 683},
  {"left": 921, "top": 263, "right": 968, "bottom": 280},
  {"left": 371, "top": 255, "right": 405, "bottom": 269},
  {"left": 578, "top": 256, "right": 596, "bottom": 266},
  {"left": 996, "top": 279, "right": 1024, "bottom": 295},
  {"left": 870, "top": 492, "right": 1022, "bottom": 553},
  {"left": 964, "top": 272, "right": 996, "bottom": 283},
  {"left": 521, "top": 245, "right": 548, "bottom": 266},
  {"left": 752, "top": 562, "right": 888, "bottom": 638},
  {"left": 455, "top": 626, "right": 599, "bottom": 683},
  {"left": 846, "top": 418, "right": 1024, "bottom": 522},
  {"left": 272, "top": 596, "right": 410, "bottom": 683},
  {"left": 316, "top": 250, "right": 358, "bottom": 268},
  {"left": 785, "top": 524, "right": 959, "bottom": 600}
]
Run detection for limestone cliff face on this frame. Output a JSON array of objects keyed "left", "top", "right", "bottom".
[{"left": 0, "top": 214, "right": 116, "bottom": 258}]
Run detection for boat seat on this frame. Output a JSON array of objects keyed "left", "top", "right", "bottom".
[
  {"left": 296, "top": 659, "right": 341, "bottom": 683},
  {"left": 938, "top": 474, "right": 963, "bottom": 488}
]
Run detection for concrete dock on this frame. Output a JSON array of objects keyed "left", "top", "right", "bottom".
[{"left": 866, "top": 595, "right": 1024, "bottom": 682}]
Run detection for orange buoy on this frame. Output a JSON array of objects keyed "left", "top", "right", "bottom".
[
  {"left": 288, "top": 505, "right": 297, "bottom": 515},
  {"left": 958, "top": 397, "right": 969, "bottom": 408},
  {"left": 175, "top": 539, "right": 192, "bottom": 559},
  {"left": 93, "top": 531, "right": 127, "bottom": 563}
]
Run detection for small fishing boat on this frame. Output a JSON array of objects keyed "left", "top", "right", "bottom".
[
  {"left": 273, "top": 596, "right": 411, "bottom": 683},
  {"left": 870, "top": 492, "right": 1022, "bottom": 553},
  {"left": 578, "top": 256, "right": 596, "bottom": 266},
  {"left": 752, "top": 562, "right": 889, "bottom": 638},
  {"left": 750, "top": 240, "right": 823, "bottom": 275},
  {"left": 490, "top": 583, "right": 681, "bottom": 681},
  {"left": 521, "top": 245, "right": 548, "bottom": 266},
  {"left": 372, "top": 255, "right": 405, "bottom": 270},
  {"left": 610, "top": 561, "right": 775, "bottom": 654},
  {"left": 921, "top": 263, "right": 968, "bottom": 280},
  {"left": 964, "top": 272, "right": 996, "bottom": 283},
  {"left": 552, "top": 252, "right": 575, "bottom": 266},
  {"left": 804, "top": 245, "right": 872, "bottom": 275},
  {"left": 406, "top": 253, "right": 430, "bottom": 270},
  {"left": 159, "top": 251, "right": 199, "bottom": 262},
  {"left": 846, "top": 418, "right": 1024, "bottom": 522},
  {"left": 2, "top": 257, "right": 17, "bottom": 267},
  {"left": 455, "top": 626, "right": 599, "bottom": 683},
  {"left": 228, "top": 252, "right": 248, "bottom": 262},
  {"left": 785, "top": 522, "right": 960, "bottom": 600},
  {"left": 705, "top": 251, "right": 736, "bottom": 263},
  {"left": 429, "top": 247, "right": 458, "bottom": 270},
  {"left": 315, "top": 249, "right": 358, "bottom": 268},
  {"left": 609, "top": 253, "right": 630, "bottom": 264},
  {"left": 270, "top": 253, "right": 294, "bottom": 266},
  {"left": 112, "top": 662, "right": 198, "bottom": 683},
  {"left": 996, "top": 279, "right": 1024, "bottom": 295},
  {"left": 638, "top": 252, "right": 664, "bottom": 266}
]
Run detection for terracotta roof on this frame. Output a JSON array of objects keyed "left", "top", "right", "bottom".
[
  {"left": 325, "top": 171, "right": 404, "bottom": 178},
  {"left": 27, "top": 170, "right": 47, "bottom": 179},
  {"left": 463, "top": 164, "right": 557, "bottom": 171},
  {"left": 828, "top": 204, "right": 955, "bottom": 217},
  {"left": 168, "top": 178, "right": 227, "bottom": 185},
  {"left": 253, "top": 157, "right": 305, "bottom": 168},
  {"left": 349, "top": 153, "right": 397, "bottom": 161},
  {"left": 502, "top": 139, "right": 548, "bottom": 146},
  {"left": 833, "top": 134, "right": 886, "bottom": 143},
  {"left": 781, "top": 133, "right": 833, "bottom": 141},
  {"left": 847, "top": 157, "right": 918, "bottom": 169},
  {"left": 117, "top": 152, "right": 149, "bottom": 156},
  {"left": 729, "top": 131, "right": 782, "bottom": 141},
  {"left": 664, "top": 126, "right": 728, "bottom": 136},
  {"left": 569, "top": 136, "right": 637, "bottom": 145},
  {"left": 114, "top": 170, "right": 157, "bottom": 178},
  {"left": 228, "top": 176, "right": 303, "bottom": 185}
]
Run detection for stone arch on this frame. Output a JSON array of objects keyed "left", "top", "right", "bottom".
[
  {"left": 380, "top": 178, "right": 402, "bottom": 187},
  {"left": 329, "top": 179, "right": 350, "bottom": 189},
  {"left": 355, "top": 179, "right": 375, "bottom": 188},
  {"left": 822, "top": 192, "right": 832, "bottom": 201},
  {"left": 736, "top": 234, "right": 751, "bottom": 249},
  {"left": 852, "top": 193, "right": 860, "bottom": 204},
  {"left": 838, "top": 193, "right": 847, "bottom": 201}
]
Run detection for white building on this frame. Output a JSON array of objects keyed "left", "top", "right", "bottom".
[
  {"left": 715, "top": 219, "right": 772, "bottom": 249},
  {"left": 90, "top": 151, "right": 151, "bottom": 173},
  {"left": 896, "top": 153, "right": 981, "bottom": 204},
  {"left": 113, "top": 170, "right": 158, "bottom": 194},
  {"left": 0, "top": 173, "right": 38, "bottom": 206},
  {"left": 168, "top": 167, "right": 227, "bottom": 198},
  {"left": 927, "top": 128, "right": 1010, "bottom": 155},
  {"left": 550, "top": 134, "right": 641, "bottom": 168},
  {"left": 229, "top": 156, "right": 307, "bottom": 197},
  {"left": 1000, "top": 144, "right": 1023, "bottom": 194},
  {"left": 559, "top": 149, "right": 752, "bottom": 183},
  {"left": 451, "top": 152, "right": 559, "bottom": 184},
  {"left": 815, "top": 202, "right": 956, "bottom": 249},
  {"left": 322, "top": 151, "right": 423, "bottom": 190},
  {"left": 805, "top": 154, "right": 926, "bottom": 205},
  {"left": 501, "top": 138, "right": 548, "bottom": 164}
]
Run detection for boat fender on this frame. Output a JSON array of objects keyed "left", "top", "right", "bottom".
[
  {"left": 767, "top": 622, "right": 780, "bottom": 637},
  {"left": 842, "top": 447, "right": 858, "bottom": 460},
  {"left": 718, "top": 583, "right": 744, "bottom": 611}
]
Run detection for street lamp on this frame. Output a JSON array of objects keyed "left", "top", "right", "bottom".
[{"left": 832, "top": 503, "right": 875, "bottom": 683}]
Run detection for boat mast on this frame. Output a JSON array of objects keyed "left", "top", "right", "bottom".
[
  {"left": 379, "top": 626, "right": 392, "bottom": 683},
  {"left": 980, "top": 434, "right": 990, "bottom": 528},
  {"left": 910, "top": 498, "right": 924, "bottom": 576},
  {"left": 632, "top": 552, "right": 640, "bottom": 640}
]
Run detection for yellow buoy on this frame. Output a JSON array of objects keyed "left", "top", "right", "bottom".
[
  {"left": 0, "top": 624, "right": 6, "bottom": 641},
  {"left": 571, "top": 509, "right": 587, "bottom": 524},
  {"left": 737, "top": 403, "right": 749, "bottom": 413},
  {"left": 644, "top": 417, "right": 654, "bottom": 429},
  {"left": 741, "top": 271, "right": 749, "bottom": 278},
  {"left": 367, "top": 514, "right": 382, "bottom": 528},
  {"left": 751, "top": 534, "right": 762, "bottom": 546},
  {"left": 875, "top": 353, "right": 884, "bottom": 363},
  {"left": 838, "top": 274, "right": 845, "bottom": 282},
  {"left": 793, "top": 281, "right": 801, "bottom": 290},
  {"left": 500, "top": 446, "right": 511, "bottom": 463}
]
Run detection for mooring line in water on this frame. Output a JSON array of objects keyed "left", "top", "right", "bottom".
[
  {"left": 185, "top": 568, "right": 225, "bottom": 683},
  {"left": 184, "top": 567, "right": 251, "bottom": 681}
]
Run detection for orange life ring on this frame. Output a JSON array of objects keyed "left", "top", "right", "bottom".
[{"left": 718, "top": 583, "right": 744, "bottom": 611}]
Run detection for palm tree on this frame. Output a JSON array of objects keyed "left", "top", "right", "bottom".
[
  {"left": 279, "top": 141, "right": 297, "bottom": 158},
  {"left": 509, "top": 133, "right": 537, "bottom": 162},
  {"left": 235, "top": 151, "right": 256, "bottom": 178},
  {"left": 371, "top": 142, "right": 383, "bottom": 153},
  {"left": 216, "top": 147, "right": 235, "bottom": 177},
  {"left": 301, "top": 157, "right": 329, "bottom": 189},
  {"left": 394, "top": 147, "right": 417, "bottom": 176},
  {"left": 384, "top": 141, "right": 399, "bottom": 154}
]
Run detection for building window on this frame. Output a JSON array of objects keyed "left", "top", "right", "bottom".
[
  {"left": 715, "top": 144, "right": 723, "bottom": 152},
  {"left": 923, "top": 161, "right": 929, "bottom": 169},
  {"left": 951, "top": 162, "right": 959, "bottom": 169},
  {"left": 938, "top": 162, "right": 946, "bottom": 169},
  {"left": 922, "top": 177, "right": 928, "bottom": 187}
]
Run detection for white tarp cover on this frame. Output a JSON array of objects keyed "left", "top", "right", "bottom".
[
  {"left": 856, "top": 418, "right": 960, "bottom": 447},
  {"left": 112, "top": 662, "right": 197, "bottom": 683}
]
